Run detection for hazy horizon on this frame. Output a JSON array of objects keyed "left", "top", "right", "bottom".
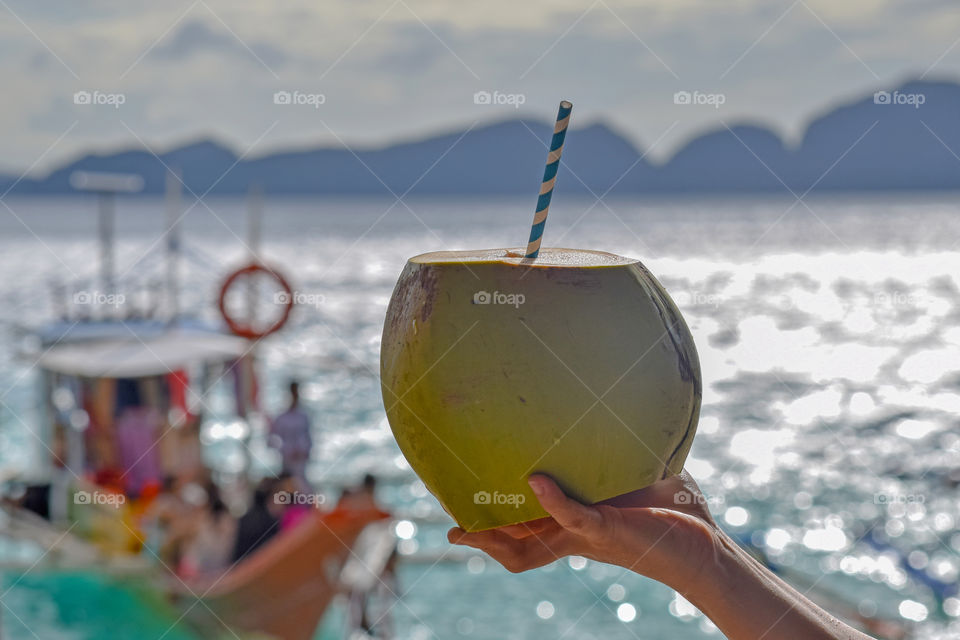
[{"left": 5, "top": 72, "right": 958, "bottom": 180}]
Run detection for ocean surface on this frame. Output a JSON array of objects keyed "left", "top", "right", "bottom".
[{"left": 1, "top": 194, "right": 960, "bottom": 639}]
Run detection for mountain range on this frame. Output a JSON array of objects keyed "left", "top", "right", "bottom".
[{"left": 4, "top": 78, "right": 960, "bottom": 195}]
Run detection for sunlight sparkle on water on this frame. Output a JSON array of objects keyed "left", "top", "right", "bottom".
[
  {"left": 802, "top": 526, "right": 848, "bottom": 552},
  {"left": 536, "top": 601, "right": 555, "bottom": 620},
  {"left": 848, "top": 392, "right": 875, "bottom": 415},
  {"left": 606, "top": 584, "right": 626, "bottom": 602},
  {"left": 724, "top": 507, "right": 749, "bottom": 527},
  {"left": 898, "top": 600, "right": 928, "bottom": 622},
  {"left": 669, "top": 594, "right": 700, "bottom": 619},
  {"left": 894, "top": 419, "right": 939, "bottom": 440},
  {"left": 395, "top": 520, "right": 416, "bottom": 539},
  {"left": 765, "top": 528, "right": 791, "bottom": 552},
  {"left": 779, "top": 388, "right": 842, "bottom": 425},
  {"left": 617, "top": 603, "right": 637, "bottom": 622}
]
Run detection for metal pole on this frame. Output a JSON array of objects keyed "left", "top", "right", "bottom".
[
  {"left": 165, "top": 169, "right": 182, "bottom": 321},
  {"left": 241, "top": 184, "right": 264, "bottom": 479},
  {"left": 99, "top": 192, "right": 115, "bottom": 293},
  {"left": 246, "top": 183, "right": 263, "bottom": 323}
]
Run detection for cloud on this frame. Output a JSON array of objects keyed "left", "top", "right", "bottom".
[
  {"left": 151, "top": 19, "right": 287, "bottom": 68},
  {"left": 3, "top": 0, "right": 960, "bottom": 173}
]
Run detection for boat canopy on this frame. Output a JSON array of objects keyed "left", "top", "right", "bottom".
[{"left": 35, "top": 327, "right": 250, "bottom": 378}]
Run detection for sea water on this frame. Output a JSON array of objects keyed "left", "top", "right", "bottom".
[{"left": 1, "top": 194, "right": 959, "bottom": 639}]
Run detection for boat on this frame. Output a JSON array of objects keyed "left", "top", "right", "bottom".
[
  {"left": 182, "top": 508, "right": 391, "bottom": 640},
  {"left": 0, "top": 171, "right": 396, "bottom": 640}
]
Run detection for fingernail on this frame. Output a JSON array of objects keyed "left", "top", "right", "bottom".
[{"left": 528, "top": 476, "right": 545, "bottom": 496}]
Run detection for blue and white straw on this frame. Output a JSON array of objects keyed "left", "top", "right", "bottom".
[{"left": 525, "top": 100, "right": 572, "bottom": 259}]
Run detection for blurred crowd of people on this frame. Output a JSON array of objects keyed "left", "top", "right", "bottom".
[
  {"left": 134, "top": 380, "right": 380, "bottom": 580},
  {"left": 140, "top": 471, "right": 363, "bottom": 580},
  {"left": 10, "top": 378, "right": 385, "bottom": 582}
]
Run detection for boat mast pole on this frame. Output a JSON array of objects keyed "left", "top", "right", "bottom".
[
  {"left": 246, "top": 183, "right": 263, "bottom": 319},
  {"left": 241, "top": 184, "right": 263, "bottom": 479},
  {"left": 165, "top": 168, "right": 182, "bottom": 322},
  {"left": 70, "top": 171, "right": 144, "bottom": 295},
  {"left": 99, "top": 190, "right": 115, "bottom": 294}
]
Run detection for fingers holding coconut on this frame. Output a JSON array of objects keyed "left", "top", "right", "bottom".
[
  {"left": 496, "top": 516, "right": 558, "bottom": 540},
  {"left": 448, "top": 526, "right": 569, "bottom": 573},
  {"left": 527, "top": 474, "right": 604, "bottom": 537},
  {"left": 517, "top": 473, "right": 720, "bottom": 579}
]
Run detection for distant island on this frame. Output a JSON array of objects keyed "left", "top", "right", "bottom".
[{"left": 4, "top": 78, "right": 960, "bottom": 195}]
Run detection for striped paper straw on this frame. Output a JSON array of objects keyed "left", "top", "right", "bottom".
[{"left": 525, "top": 100, "right": 573, "bottom": 259}]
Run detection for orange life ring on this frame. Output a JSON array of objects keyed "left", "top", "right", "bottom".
[{"left": 218, "top": 263, "right": 294, "bottom": 339}]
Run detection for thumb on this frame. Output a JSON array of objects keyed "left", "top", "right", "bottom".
[{"left": 528, "top": 474, "right": 603, "bottom": 537}]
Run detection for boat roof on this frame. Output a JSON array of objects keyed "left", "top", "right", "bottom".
[{"left": 33, "top": 321, "right": 250, "bottom": 378}]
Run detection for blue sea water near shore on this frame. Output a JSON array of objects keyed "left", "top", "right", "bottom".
[{"left": 1, "top": 193, "right": 959, "bottom": 639}]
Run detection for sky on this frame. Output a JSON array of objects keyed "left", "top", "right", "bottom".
[{"left": 3, "top": 0, "right": 960, "bottom": 174}]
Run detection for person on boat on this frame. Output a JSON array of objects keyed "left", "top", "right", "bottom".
[
  {"left": 273, "top": 472, "right": 312, "bottom": 531},
  {"left": 268, "top": 381, "right": 313, "bottom": 488},
  {"left": 337, "top": 473, "right": 380, "bottom": 512},
  {"left": 140, "top": 477, "right": 209, "bottom": 569},
  {"left": 160, "top": 411, "right": 207, "bottom": 488},
  {"left": 113, "top": 378, "right": 163, "bottom": 497},
  {"left": 450, "top": 471, "right": 879, "bottom": 640},
  {"left": 140, "top": 475, "right": 185, "bottom": 564},
  {"left": 232, "top": 477, "right": 280, "bottom": 562},
  {"left": 178, "top": 483, "right": 235, "bottom": 580}
]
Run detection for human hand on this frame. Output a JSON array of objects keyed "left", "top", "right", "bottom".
[
  {"left": 449, "top": 472, "right": 880, "bottom": 639},
  {"left": 447, "top": 470, "right": 726, "bottom": 592}
]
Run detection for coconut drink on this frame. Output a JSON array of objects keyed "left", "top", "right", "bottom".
[{"left": 379, "top": 102, "right": 701, "bottom": 531}]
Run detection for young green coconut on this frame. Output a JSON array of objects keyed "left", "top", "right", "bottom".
[{"left": 380, "top": 247, "right": 701, "bottom": 531}]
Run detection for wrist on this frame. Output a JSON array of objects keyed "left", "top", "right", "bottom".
[{"left": 668, "top": 528, "right": 746, "bottom": 610}]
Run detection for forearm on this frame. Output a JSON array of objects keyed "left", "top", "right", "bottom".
[{"left": 675, "top": 532, "right": 875, "bottom": 640}]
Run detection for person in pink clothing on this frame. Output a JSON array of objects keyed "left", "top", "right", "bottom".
[{"left": 115, "top": 406, "right": 163, "bottom": 496}]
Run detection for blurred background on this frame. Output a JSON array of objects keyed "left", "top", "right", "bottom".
[{"left": 2, "top": 1, "right": 960, "bottom": 639}]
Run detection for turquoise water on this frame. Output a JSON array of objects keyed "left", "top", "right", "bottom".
[
  {"left": 1, "top": 572, "right": 196, "bottom": 640},
  {"left": 2, "top": 194, "right": 960, "bottom": 638}
]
